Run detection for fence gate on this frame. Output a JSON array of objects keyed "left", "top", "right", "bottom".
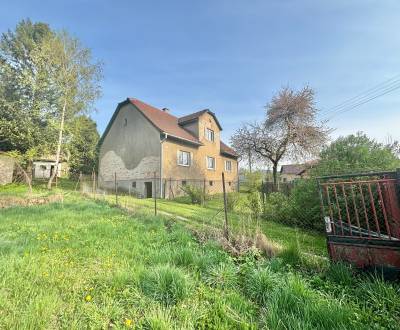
[{"left": 317, "top": 170, "right": 400, "bottom": 275}]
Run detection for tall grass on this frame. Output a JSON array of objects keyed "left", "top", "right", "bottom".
[{"left": 0, "top": 195, "right": 399, "bottom": 328}]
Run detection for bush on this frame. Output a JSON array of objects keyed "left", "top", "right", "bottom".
[
  {"left": 139, "top": 265, "right": 190, "bottom": 305},
  {"left": 263, "top": 181, "right": 324, "bottom": 232},
  {"left": 288, "top": 179, "right": 323, "bottom": 231},
  {"left": 263, "top": 192, "right": 292, "bottom": 223},
  {"left": 180, "top": 184, "right": 207, "bottom": 205}
]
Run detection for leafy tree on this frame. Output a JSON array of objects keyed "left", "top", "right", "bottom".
[
  {"left": 67, "top": 115, "right": 99, "bottom": 177},
  {"left": 31, "top": 30, "right": 102, "bottom": 188},
  {"left": 287, "top": 132, "right": 400, "bottom": 231},
  {"left": 231, "top": 86, "right": 329, "bottom": 189},
  {"left": 0, "top": 19, "right": 56, "bottom": 153},
  {"left": 314, "top": 132, "right": 400, "bottom": 176}
]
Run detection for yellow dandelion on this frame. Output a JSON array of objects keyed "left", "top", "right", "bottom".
[
  {"left": 124, "top": 319, "right": 133, "bottom": 327},
  {"left": 85, "top": 294, "right": 92, "bottom": 302}
]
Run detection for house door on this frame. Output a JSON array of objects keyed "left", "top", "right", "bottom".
[{"left": 144, "top": 182, "right": 152, "bottom": 198}]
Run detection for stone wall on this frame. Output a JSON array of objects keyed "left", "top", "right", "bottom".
[{"left": 0, "top": 155, "right": 15, "bottom": 185}]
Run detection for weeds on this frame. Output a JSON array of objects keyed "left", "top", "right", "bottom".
[{"left": 139, "top": 265, "right": 191, "bottom": 305}]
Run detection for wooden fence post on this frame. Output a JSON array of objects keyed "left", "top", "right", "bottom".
[
  {"left": 203, "top": 178, "right": 206, "bottom": 205},
  {"left": 222, "top": 172, "right": 229, "bottom": 240}
]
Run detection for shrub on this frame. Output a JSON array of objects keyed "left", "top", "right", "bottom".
[
  {"left": 139, "top": 265, "right": 190, "bottom": 305},
  {"left": 288, "top": 179, "right": 323, "bottom": 231},
  {"left": 180, "top": 184, "right": 207, "bottom": 205},
  {"left": 263, "top": 192, "right": 292, "bottom": 223}
]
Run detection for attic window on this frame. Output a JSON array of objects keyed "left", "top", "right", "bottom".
[
  {"left": 206, "top": 128, "right": 214, "bottom": 142},
  {"left": 124, "top": 118, "right": 127, "bottom": 127}
]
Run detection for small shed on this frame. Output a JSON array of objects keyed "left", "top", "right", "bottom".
[{"left": 33, "top": 159, "right": 64, "bottom": 179}]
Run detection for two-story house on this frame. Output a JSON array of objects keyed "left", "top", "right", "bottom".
[{"left": 98, "top": 98, "right": 238, "bottom": 198}]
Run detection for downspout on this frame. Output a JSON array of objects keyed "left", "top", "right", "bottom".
[{"left": 160, "top": 132, "right": 168, "bottom": 198}]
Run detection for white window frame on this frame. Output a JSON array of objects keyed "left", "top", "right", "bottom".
[
  {"left": 225, "top": 160, "right": 232, "bottom": 172},
  {"left": 206, "top": 156, "right": 216, "bottom": 170},
  {"left": 205, "top": 128, "right": 215, "bottom": 142},
  {"left": 177, "top": 150, "right": 191, "bottom": 167}
]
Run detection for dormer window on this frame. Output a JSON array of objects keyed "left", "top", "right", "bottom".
[{"left": 206, "top": 128, "right": 214, "bottom": 142}]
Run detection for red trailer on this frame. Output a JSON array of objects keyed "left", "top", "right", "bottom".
[{"left": 317, "top": 170, "right": 400, "bottom": 277}]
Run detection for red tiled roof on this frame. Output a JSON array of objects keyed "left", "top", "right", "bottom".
[
  {"left": 100, "top": 98, "right": 238, "bottom": 158},
  {"left": 129, "top": 98, "right": 200, "bottom": 144},
  {"left": 220, "top": 141, "right": 238, "bottom": 157}
]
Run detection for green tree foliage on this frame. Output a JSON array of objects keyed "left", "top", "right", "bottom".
[
  {"left": 31, "top": 30, "right": 102, "bottom": 188},
  {"left": 284, "top": 132, "right": 400, "bottom": 231},
  {"left": 67, "top": 115, "right": 99, "bottom": 177},
  {"left": 314, "top": 132, "right": 400, "bottom": 175},
  {"left": 0, "top": 19, "right": 56, "bottom": 152}
]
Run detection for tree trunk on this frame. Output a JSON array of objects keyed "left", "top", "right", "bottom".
[
  {"left": 248, "top": 149, "right": 252, "bottom": 173},
  {"left": 272, "top": 162, "right": 278, "bottom": 191},
  {"left": 48, "top": 99, "right": 66, "bottom": 189}
]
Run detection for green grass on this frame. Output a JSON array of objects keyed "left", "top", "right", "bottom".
[
  {"left": 0, "top": 195, "right": 399, "bottom": 328},
  {"left": 110, "top": 194, "right": 327, "bottom": 256}
]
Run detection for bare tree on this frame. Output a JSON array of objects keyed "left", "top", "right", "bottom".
[{"left": 231, "top": 86, "right": 329, "bottom": 189}]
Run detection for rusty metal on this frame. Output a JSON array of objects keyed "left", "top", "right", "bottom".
[
  {"left": 333, "top": 184, "right": 344, "bottom": 235},
  {"left": 367, "top": 183, "right": 381, "bottom": 237},
  {"left": 341, "top": 184, "right": 352, "bottom": 236},
  {"left": 376, "top": 182, "right": 391, "bottom": 239},
  {"left": 317, "top": 170, "right": 400, "bottom": 276},
  {"left": 350, "top": 185, "right": 362, "bottom": 236}
]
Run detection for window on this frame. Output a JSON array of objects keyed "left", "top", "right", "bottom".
[
  {"left": 132, "top": 181, "right": 136, "bottom": 188},
  {"left": 124, "top": 118, "right": 128, "bottom": 127},
  {"left": 182, "top": 180, "right": 187, "bottom": 186},
  {"left": 209, "top": 180, "right": 213, "bottom": 186},
  {"left": 228, "top": 181, "right": 231, "bottom": 186},
  {"left": 207, "top": 156, "right": 215, "bottom": 170},
  {"left": 225, "top": 160, "right": 232, "bottom": 172},
  {"left": 39, "top": 165, "right": 46, "bottom": 170},
  {"left": 206, "top": 128, "right": 214, "bottom": 142},
  {"left": 178, "top": 150, "right": 191, "bottom": 166}
]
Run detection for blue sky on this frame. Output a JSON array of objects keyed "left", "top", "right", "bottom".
[{"left": 1, "top": 0, "right": 400, "bottom": 143}]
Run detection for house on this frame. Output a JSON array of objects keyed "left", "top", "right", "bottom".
[
  {"left": 32, "top": 158, "right": 68, "bottom": 179},
  {"left": 98, "top": 98, "right": 239, "bottom": 198},
  {"left": 280, "top": 161, "right": 317, "bottom": 182}
]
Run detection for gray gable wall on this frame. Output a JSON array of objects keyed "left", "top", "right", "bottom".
[{"left": 98, "top": 103, "right": 161, "bottom": 194}]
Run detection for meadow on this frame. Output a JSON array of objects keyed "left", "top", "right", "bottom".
[{"left": 1, "top": 190, "right": 400, "bottom": 329}]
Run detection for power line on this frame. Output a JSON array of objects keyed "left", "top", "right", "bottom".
[
  {"left": 319, "top": 74, "right": 400, "bottom": 120},
  {"left": 321, "top": 82, "right": 400, "bottom": 121},
  {"left": 319, "top": 74, "right": 400, "bottom": 116}
]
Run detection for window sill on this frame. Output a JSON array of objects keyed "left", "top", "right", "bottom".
[{"left": 178, "top": 163, "right": 190, "bottom": 167}]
